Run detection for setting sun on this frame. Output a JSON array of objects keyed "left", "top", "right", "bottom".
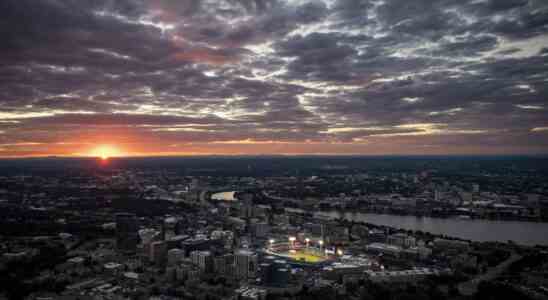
[{"left": 89, "top": 145, "right": 122, "bottom": 160}]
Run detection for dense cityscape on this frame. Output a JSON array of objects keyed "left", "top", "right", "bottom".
[
  {"left": 1, "top": 156, "right": 547, "bottom": 300},
  {"left": 2, "top": 0, "right": 548, "bottom": 299}
]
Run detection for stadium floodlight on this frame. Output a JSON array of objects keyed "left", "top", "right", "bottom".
[
  {"left": 318, "top": 240, "right": 324, "bottom": 253},
  {"left": 288, "top": 236, "right": 296, "bottom": 248}
]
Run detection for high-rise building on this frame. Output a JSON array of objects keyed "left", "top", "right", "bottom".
[
  {"left": 190, "top": 250, "right": 213, "bottom": 273},
  {"left": 251, "top": 221, "right": 270, "bottom": 238},
  {"left": 260, "top": 257, "right": 290, "bottom": 287},
  {"left": 211, "top": 230, "right": 234, "bottom": 249},
  {"left": 139, "top": 228, "right": 159, "bottom": 245},
  {"left": 239, "top": 193, "right": 254, "bottom": 219},
  {"left": 150, "top": 241, "right": 167, "bottom": 267},
  {"left": 235, "top": 249, "right": 257, "bottom": 280},
  {"left": 115, "top": 213, "right": 139, "bottom": 254},
  {"left": 176, "top": 261, "right": 200, "bottom": 282},
  {"left": 472, "top": 184, "right": 480, "bottom": 193},
  {"left": 213, "top": 254, "right": 235, "bottom": 277},
  {"left": 167, "top": 248, "right": 185, "bottom": 266},
  {"left": 387, "top": 233, "right": 416, "bottom": 248},
  {"left": 164, "top": 217, "right": 177, "bottom": 241}
]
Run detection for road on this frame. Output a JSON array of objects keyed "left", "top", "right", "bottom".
[
  {"left": 261, "top": 190, "right": 300, "bottom": 205},
  {"left": 458, "top": 252, "right": 522, "bottom": 296}
]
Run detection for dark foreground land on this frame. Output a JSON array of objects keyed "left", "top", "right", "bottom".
[{"left": 0, "top": 156, "right": 547, "bottom": 299}]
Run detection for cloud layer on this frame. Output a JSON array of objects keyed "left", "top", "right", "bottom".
[{"left": 1, "top": 0, "right": 548, "bottom": 156}]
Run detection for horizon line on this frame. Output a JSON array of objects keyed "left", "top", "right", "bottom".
[{"left": 1, "top": 153, "right": 548, "bottom": 160}]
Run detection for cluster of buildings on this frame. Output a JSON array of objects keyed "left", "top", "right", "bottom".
[{"left": 0, "top": 165, "right": 545, "bottom": 299}]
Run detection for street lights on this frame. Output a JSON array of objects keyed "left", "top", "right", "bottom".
[
  {"left": 305, "top": 238, "right": 310, "bottom": 248},
  {"left": 288, "top": 236, "right": 296, "bottom": 249},
  {"left": 269, "top": 239, "right": 275, "bottom": 250},
  {"left": 318, "top": 240, "right": 324, "bottom": 254}
]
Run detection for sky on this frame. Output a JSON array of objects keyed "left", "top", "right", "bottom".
[{"left": 1, "top": 0, "right": 548, "bottom": 157}]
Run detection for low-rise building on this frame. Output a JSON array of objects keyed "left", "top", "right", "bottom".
[
  {"left": 235, "top": 286, "right": 267, "bottom": 300},
  {"left": 366, "top": 243, "right": 402, "bottom": 257},
  {"left": 365, "top": 268, "right": 441, "bottom": 283}
]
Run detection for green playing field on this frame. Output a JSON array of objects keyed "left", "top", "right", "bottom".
[{"left": 285, "top": 249, "right": 326, "bottom": 263}]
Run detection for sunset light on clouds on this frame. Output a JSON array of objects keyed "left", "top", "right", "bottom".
[{"left": 1, "top": 0, "right": 548, "bottom": 157}]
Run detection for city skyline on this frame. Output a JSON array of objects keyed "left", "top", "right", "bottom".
[{"left": 1, "top": 0, "right": 548, "bottom": 157}]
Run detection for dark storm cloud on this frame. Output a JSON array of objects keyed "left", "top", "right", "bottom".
[
  {"left": 277, "top": 32, "right": 358, "bottom": 81},
  {"left": 1, "top": 0, "right": 548, "bottom": 155},
  {"left": 296, "top": 2, "right": 328, "bottom": 23},
  {"left": 492, "top": 10, "right": 548, "bottom": 39},
  {"left": 486, "top": 0, "right": 529, "bottom": 11}
]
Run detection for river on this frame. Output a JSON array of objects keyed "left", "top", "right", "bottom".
[
  {"left": 211, "top": 191, "right": 237, "bottom": 201},
  {"left": 315, "top": 211, "right": 548, "bottom": 246}
]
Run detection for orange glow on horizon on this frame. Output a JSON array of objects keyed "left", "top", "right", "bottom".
[
  {"left": 88, "top": 145, "right": 124, "bottom": 159},
  {"left": 1, "top": 138, "right": 547, "bottom": 158}
]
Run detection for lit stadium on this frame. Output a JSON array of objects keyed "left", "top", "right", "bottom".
[{"left": 264, "top": 238, "right": 333, "bottom": 265}]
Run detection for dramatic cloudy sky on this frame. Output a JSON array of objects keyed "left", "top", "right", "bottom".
[{"left": 1, "top": 0, "right": 548, "bottom": 156}]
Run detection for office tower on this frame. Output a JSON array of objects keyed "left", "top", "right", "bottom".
[
  {"left": 116, "top": 213, "right": 139, "bottom": 254},
  {"left": 473, "top": 184, "right": 480, "bottom": 193},
  {"left": 150, "top": 241, "right": 167, "bottom": 267},
  {"left": 235, "top": 249, "right": 258, "bottom": 280},
  {"left": 213, "top": 254, "right": 235, "bottom": 277},
  {"left": 251, "top": 221, "right": 270, "bottom": 238},
  {"left": 167, "top": 248, "right": 185, "bottom": 266},
  {"left": 190, "top": 250, "right": 213, "bottom": 273},
  {"left": 164, "top": 217, "right": 177, "bottom": 240}
]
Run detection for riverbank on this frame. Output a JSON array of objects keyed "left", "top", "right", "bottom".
[
  {"left": 317, "top": 206, "right": 546, "bottom": 223},
  {"left": 314, "top": 211, "right": 548, "bottom": 246}
]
